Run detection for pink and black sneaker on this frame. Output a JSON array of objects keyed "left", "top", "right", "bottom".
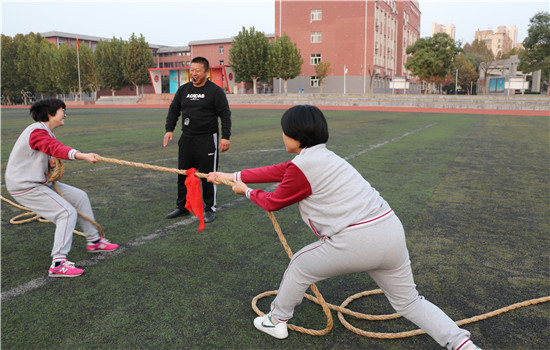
[
  {"left": 48, "top": 259, "right": 84, "bottom": 278},
  {"left": 87, "top": 238, "right": 119, "bottom": 253}
]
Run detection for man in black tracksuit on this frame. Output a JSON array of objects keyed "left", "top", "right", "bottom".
[{"left": 163, "top": 57, "right": 231, "bottom": 223}]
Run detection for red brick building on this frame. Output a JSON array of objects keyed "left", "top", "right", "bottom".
[{"left": 274, "top": 0, "right": 420, "bottom": 93}]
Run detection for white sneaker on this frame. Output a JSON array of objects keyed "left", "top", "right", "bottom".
[
  {"left": 253, "top": 312, "right": 288, "bottom": 339},
  {"left": 457, "top": 339, "right": 482, "bottom": 350}
]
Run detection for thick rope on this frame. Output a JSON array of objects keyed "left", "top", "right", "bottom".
[
  {"left": 1, "top": 158, "right": 104, "bottom": 238},
  {"left": 92, "top": 157, "right": 550, "bottom": 338},
  {"left": 5, "top": 155, "right": 547, "bottom": 338}
]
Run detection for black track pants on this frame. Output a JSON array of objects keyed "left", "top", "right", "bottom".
[{"left": 176, "top": 133, "right": 218, "bottom": 212}]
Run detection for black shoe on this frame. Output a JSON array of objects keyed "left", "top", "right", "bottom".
[
  {"left": 165, "top": 208, "right": 190, "bottom": 219},
  {"left": 204, "top": 211, "right": 216, "bottom": 223}
]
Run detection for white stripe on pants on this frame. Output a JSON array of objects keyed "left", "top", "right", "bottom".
[
  {"left": 11, "top": 182, "right": 100, "bottom": 259},
  {"left": 270, "top": 212, "right": 470, "bottom": 349}
]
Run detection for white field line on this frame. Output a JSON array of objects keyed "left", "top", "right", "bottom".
[{"left": 1, "top": 123, "right": 437, "bottom": 302}]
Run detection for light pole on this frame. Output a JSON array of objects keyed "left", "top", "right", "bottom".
[
  {"left": 344, "top": 65, "right": 348, "bottom": 94},
  {"left": 455, "top": 68, "right": 458, "bottom": 95}
]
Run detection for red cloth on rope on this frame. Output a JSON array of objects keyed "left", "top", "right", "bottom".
[{"left": 184, "top": 168, "right": 205, "bottom": 233}]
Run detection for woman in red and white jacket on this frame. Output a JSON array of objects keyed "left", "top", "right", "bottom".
[
  {"left": 208, "top": 105, "right": 480, "bottom": 350},
  {"left": 5, "top": 99, "right": 118, "bottom": 278}
]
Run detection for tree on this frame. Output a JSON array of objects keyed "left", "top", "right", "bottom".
[
  {"left": 462, "top": 39, "right": 494, "bottom": 69},
  {"left": 95, "top": 38, "right": 127, "bottom": 96},
  {"left": 229, "top": 26, "right": 269, "bottom": 94},
  {"left": 267, "top": 33, "right": 302, "bottom": 94},
  {"left": 1, "top": 34, "right": 21, "bottom": 104},
  {"left": 35, "top": 42, "right": 60, "bottom": 99},
  {"left": 406, "top": 33, "right": 461, "bottom": 94},
  {"left": 497, "top": 47, "right": 523, "bottom": 60},
  {"left": 122, "top": 33, "right": 155, "bottom": 97},
  {"left": 314, "top": 61, "right": 331, "bottom": 93},
  {"left": 79, "top": 43, "right": 101, "bottom": 100},
  {"left": 15, "top": 32, "right": 45, "bottom": 100},
  {"left": 55, "top": 43, "right": 80, "bottom": 98},
  {"left": 454, "top": 54, "right": 478, "bottom": 94},
  {"left": 519, "top": 11, "right": 550, "bottom": 95}
]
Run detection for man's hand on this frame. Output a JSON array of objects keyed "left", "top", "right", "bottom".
[
  {"left": 219, "top": 138, "right": 230, "bottom": 152},
  {"left": 163, "top": 132, "right": 174, "bottom": 147}
]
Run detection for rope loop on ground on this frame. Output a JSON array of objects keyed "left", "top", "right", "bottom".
[{"left": 3, "top": 155, "right": 548, "bottom": 338}]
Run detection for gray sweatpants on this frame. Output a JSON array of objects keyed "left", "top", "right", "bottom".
[
  {"left": 11, "top": 182, "right": 100, "bottom": 260},
  {"left": 270, "top": 212, "right": 471, "bottom": 349}
]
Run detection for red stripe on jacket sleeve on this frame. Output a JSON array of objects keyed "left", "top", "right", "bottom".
[
  {"left": 247, "top": 162, "right": 312, "bottom": 212},
  {"left": 29, "top": 129, "right": 75, "bottom": 160}
]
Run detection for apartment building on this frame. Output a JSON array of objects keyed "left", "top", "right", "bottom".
[
  {"left": 274, "top": 0, "right": 421, "bottom": 94},
  {"left": 475, "top": 25, "right": 517, "bottom": 57},
  {"left": 432, "top": 23, "right": 455, "bottom": 39}
]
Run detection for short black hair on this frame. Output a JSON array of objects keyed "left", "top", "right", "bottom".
[
  {"left": 30, "top": 99, "right": 66, "bottom": 122},
  {"left": 281, "top": 105, "right": 329, "bottom": 148},
  {"left": 191, "top": 56, "right": 209, "bottom": 71}
]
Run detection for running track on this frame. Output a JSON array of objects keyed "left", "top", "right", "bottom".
[{"left": 3, "top": 103, "right": 549, "bottom": 116}]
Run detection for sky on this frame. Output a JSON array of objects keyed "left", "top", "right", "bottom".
[{"left": 1, "top": 0, "right": 548, "bottom": 47}]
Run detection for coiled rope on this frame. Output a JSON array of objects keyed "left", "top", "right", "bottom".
[{"left": 3, "top": 156, "right": 548, "bottom": 338}]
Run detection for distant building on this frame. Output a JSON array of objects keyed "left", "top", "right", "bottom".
[
  {"left": 475, "top": 25, "right": 517, "bottom": 57},
  {"left": 431, "top": 23, "right": 455, "bottom": 39},
  {"left": 478, "top": 55, "right": 541, "bottom": 94},
  {"left": 274, "top": 0, "right": 421, "bottom": 94}
]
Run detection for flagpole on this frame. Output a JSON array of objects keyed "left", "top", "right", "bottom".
[{"left": 76, "top": 36, "right": 82, "bottom": 101}]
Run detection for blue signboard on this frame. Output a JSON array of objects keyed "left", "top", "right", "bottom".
[{"left": 170, "top": 70, "right": 179, "bottom": 93}]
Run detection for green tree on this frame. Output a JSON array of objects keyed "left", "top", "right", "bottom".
[
  {"left": 55, "top": 43, "right": 79, "bottom": 98},
  {"left": 454, "top": 54, "right": 478, "bottom": 94},
  {"left": 314, "top": 61, "right": 331, "bottom": 93},
  {"left": 463, "top": 39, "right": 494, "bottom": 69},
  {"left": 78, "top": 43, "right": 101, "bottom": 99},
  {"left": 229, "top": 26, "right": 269, "bottom": 94},
  {"left": 15, "top": 32, "right": 45, "bottom": 100},
  {"left": 122, "top": 33, "right": 155, "bottom": 97},
  {"left": 519, "top": 11, "right": 550, "bottom": 95},
  {"left": 497, "top": 47, "right": 523, "bottom": 60},
  {"left": 35, "top": 42, "right": 60, "bottom": 99},
  {"left": 1, "top": 34, "right": 21, "bottom": 104},
  {"left": 267, "top": 33, "right": 302, "bottom": 94},
  {"left": 405, "top": 33, "right": 461, "bottom": 94},
  {"left": 94, "top": 38, "right": 127, "bottom": 96}
]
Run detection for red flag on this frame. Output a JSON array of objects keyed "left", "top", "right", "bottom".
[
  {"left": 76, "top": 36, "right": 80, "bottom": 51},
  {"left": 184, "top": 168, "right": 205, "bottom": 233}
]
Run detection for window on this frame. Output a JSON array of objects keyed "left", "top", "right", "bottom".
[
  {"left": 219, "top": 46, "right": 224, "bottom": 54},
  {"left": 310, "top": 76, "right": 320, "bottom": 87},
  {"left": 311, "top": 9, "right": 322, "bottom": 21},
  {"left": 311, "top": 31, "right": 322, "bottom": 43},
  {"left": 219, "top": 60, "right": 224, "bottom": 65},
  {"left": 310, "top": 54, "right": 321, "bottom": 65}
]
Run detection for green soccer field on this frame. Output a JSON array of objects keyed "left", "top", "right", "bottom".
[{"left": 1, "top": 106, "right": 549, "bottom": 349}]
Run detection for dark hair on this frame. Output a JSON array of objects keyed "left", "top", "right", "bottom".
[
  {"left": 191, "top": 56, "right": 209, "bottom": 71},
  {"left": 281, "top": 105, "right": 329, "bottom": 148},
  {"left": 30, "top": 99, "right": 66, "bottom": 122}
]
